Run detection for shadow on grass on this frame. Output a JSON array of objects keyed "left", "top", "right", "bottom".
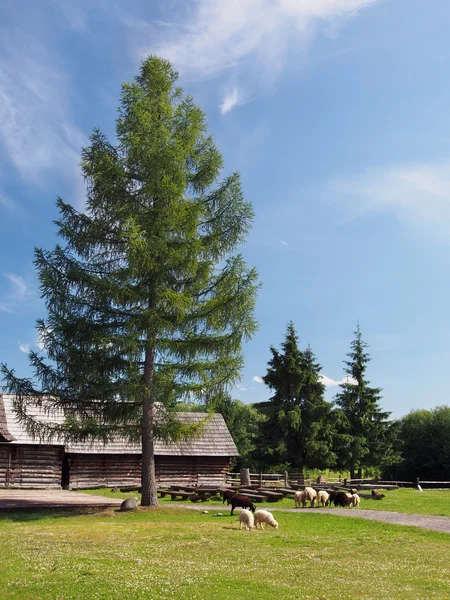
[{"left": 0, "top": 505, "right": 116, "bottom": 522}]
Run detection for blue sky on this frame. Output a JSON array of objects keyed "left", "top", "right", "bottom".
[{"left": 1, "top": 0, "right": 450, "bottom": 419}]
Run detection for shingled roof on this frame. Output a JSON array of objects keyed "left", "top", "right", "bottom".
[{"left": 0, "top": 394, "right": 238, "bottom": 457}]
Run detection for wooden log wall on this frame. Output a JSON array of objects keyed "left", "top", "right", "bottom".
[
  {"left": 68, "top": 454, "right": 142, "bottom": 489},
  {"left": 0, "top": 444, "right": 63, "bottom": 488},
  {"left": 69, "top": 454, "right": 231, "bottom": 489},
  {"left": 155, "top": 456, "right": 230, "bottom": 487}
]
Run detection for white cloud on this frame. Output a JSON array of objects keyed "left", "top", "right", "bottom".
[
  {"left": 320, "top": 374, "right": 357, "bottom": 387},
  {"left": 137, "top": 0, "right": 379, "bottom": 108},
  {"left": 0, "top": 272, "right": 36, "bottom": 313},
  {"left": 19, "top": 343, "right": 30, "bottom": 354},
  {"left": 280, "top": 241, "right": 288, "bottom": 246},
  {"left": 0, "top": 31, "right": 86, "bottom": 207},
  {"left": 220, "top": 87, "right": 241, "bottom": 114},
  {"left": 330, "top": 160, "right": 450, "bottom": 241},
  {"left": 252, "top": 376, "right": 263, "bottom": 383}
]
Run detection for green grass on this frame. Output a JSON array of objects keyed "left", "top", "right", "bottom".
[
  {"left": 80, "top": 486, "right": 450, "bottom": 517},
  {"left": 1, "top": 506, "right": 449, "bottom": 599}
]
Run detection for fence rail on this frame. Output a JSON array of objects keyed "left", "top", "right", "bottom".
[{"left": 225, "top": 472, "right": 450, "bottom": 490}]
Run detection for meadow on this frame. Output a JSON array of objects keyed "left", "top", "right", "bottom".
[{"left": 1, "top": 488, "right": 450, "bottom": 600}]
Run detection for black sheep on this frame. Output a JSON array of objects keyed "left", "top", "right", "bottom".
[
  {"left": 222, "top": 489, "right": 236, "bottom": 505},
  {"left": 333, "top": 491, "right": 352, "bottom": 507},
  {"left": 229, "top": 494, "right": 256, "bottom": 515}
]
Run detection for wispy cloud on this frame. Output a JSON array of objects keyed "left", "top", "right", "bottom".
[
  {"left": 252, "top": 376, "right": 263, "bottom": 383},
  {"left": 0, "top": 273, "right": 36, "bottom": 313},
  {"left": 18, "top": 343, "right": 30, "bottom": 354},
  {"left": 220, "top": 87, "right": 242, "bottom": 114},
  {"left": 0, "top": 31, "right": 86, "bottom": 207},
  {"left": 136, "top": 0, "right": 379, "bottom": 111},
  {"left": 330, "top": 160, "right": 450, "bottom": 241},
  {"left": 320, "top": 374, "right": 357, "bottom": 387}
]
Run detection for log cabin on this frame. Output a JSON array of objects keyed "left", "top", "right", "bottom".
[{"left": 0, "top": 394, "right": 238, "bottom": 489}]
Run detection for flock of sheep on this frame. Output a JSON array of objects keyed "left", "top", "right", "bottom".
[
  {"left": 224, "top": 485, "right": 362, "bottom": 532},
  {"left": 294, "top": 486, "right": 361, "bottom": 509}
]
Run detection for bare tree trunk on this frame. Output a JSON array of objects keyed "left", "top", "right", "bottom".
[{"left": 141, "top": 344, "right": 158, "bottom": 507}]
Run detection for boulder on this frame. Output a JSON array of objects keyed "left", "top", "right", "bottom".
[{"left": 120, "top": 497, "right": 140, "bottom": 512}]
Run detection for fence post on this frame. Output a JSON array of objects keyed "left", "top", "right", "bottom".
[
  {"left": 344, "top": 478, "right": 347, "bottom": 487},
  {"left": 240, "top": 468, "right": 251, "bottom": 487},
  {"left": 259, "top": 472, "right": 263, "bottom": 487},
  {"left": 416, "top": 477, "right": 423, "bottom": 492},
  {"left": 284, "top": 471, "right": 289, "bottom": 487}
]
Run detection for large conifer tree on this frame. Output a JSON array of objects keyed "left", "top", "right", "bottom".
[
  {"left": 254, "top": 323, "right": 336, "bottom": 472},
  {"left": 1, "top": 57, "right": 259, "bottom": 505},
  {"left": 334, "top": 325, "right": 398, "bottom": 478}
]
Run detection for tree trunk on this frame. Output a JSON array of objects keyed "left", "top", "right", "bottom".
[{"left": 141, "top": 344, "right": 158, "bottom": 507}]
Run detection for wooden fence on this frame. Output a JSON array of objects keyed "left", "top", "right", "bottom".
[{"left": 225, "top": 472, "right": 450, "bottom": 490}]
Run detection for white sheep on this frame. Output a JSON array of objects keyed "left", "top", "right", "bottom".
[
  {"left": 254, "top": 510, "right": 279, "bottom": 530},
  {"left": 303, "top": 486, "right": 317, "bottom": 507},
  {"left": 294, "top": 490, "right": 304, "bottom": 508},
  {"left": 239, "top": 508, "right": 254, "bottom": 531},
  {"left": 316, "top": 490, "right": 329, "bottom": 507},
  {"left": 350, "top": 493, "right": 360, "bottom": 508}
]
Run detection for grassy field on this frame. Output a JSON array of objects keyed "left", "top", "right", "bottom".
[
  {"left": 82, "top": 486, "right": 450, "bottom": 517},
  {"left": 1, "top": 505, "right": 449, "bottom": 600}
]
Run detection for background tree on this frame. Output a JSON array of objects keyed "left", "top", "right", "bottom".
[
  {"left": 334, "top": 325, "right": 399, "bottom": 478},
  {"left": 383, "top": 406, "right": 450, "bottom": 481},
  {"left": 179, "top": 391, "right": 264, "bottom": 471},
  {"left": 254, "top": 322, "right": 336, "bottom": 472},
  {"left": 1, "top": 56, "right": 259, "bottom": 506}
]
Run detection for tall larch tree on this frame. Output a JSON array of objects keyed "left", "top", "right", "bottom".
[
  {"left": 1, "top": 56, "right": 259, "bottom": 506},
  {"left": 254, "top": 322, "right": 336, "bottom": 472},
  {"left": 334, "top": 325, "right": 399, "bottom": 478}
]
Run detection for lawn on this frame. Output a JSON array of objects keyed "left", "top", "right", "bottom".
[
  {"left": 82, "top": 486, "right": 450, "bottom": 517},
  {"left": 1, "top": 505, "right": 449, "bottom": 599}
]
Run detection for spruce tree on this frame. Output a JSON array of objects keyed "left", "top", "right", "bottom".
[
  {"left": 1, "top": 56, "right": 259, "bottom": 506},
  {"left": 254, "top": 323, "right": 336, "bottom": 472},
  {"left": 334, "top": 325, "right": 398, "bottom": 478}
]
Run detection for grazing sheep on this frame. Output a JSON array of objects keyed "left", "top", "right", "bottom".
[
  {"left": 350, "top": 488, "right": 358, "bottom": 495},
  {"left": 222, "top": 489, "right": 236, "bottom": 505},
  {"left": 229, "top": 494, "right": 256, "bottom": 516},
  {"left": 239, "top": 508, "right": 254, "bottom": 531},
  {"left": 294, "top": 490, "right": 305, "bottom": 508},
  {"left": 303, "top": 486, "right": 317, "bottom": 507},
  {"left": 254, "top": 510, "right": 279, "bottom": 530},
  {"left": 317, "top": 490, "right": 329, "bottom": 507},
  {"left": 351, "top": 493, "right": 360, "bottom": 508},
  {"left": 333, "top": 491, "right": 352, "bottom": 507}
]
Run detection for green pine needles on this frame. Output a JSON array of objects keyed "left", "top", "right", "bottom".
[{"left": 1, "top": 56, "right": 259, "bottom": 505}]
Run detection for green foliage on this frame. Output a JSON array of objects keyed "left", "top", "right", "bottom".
[
  {"left": 254, "top": 322, "right": 336, "bottom": 472},
  {"left": 177, "top": 392, "right": 264, "bottom": 471},
  {"left": 333, "top": 325, "right": 400, "bottom": 477},
  {"left": 1, "top": 56, "right": 259, "bottom": 504},
  {"left": 384, "top": 406, "right": 450, "bottom": 481}
]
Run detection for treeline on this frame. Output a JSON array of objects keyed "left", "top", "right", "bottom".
[{"left": 185, "top": 323, "right": 450, "bottom": 481}]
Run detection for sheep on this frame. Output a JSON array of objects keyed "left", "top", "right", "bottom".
[
  {"left": 350, "top": 493, "right": 360, "bottom": 508},
  {"left": 303, "top": 486, "right": 317, "bottom": 507},
  {"left": 229, "top": 494, "right": 256, "bottom": 516},
  {"left": 254, "top": 510, "right": 279, "bottom": 530},
  {"left": 294, "top": 490, "right": 305, "bottom": 508},
  {"left": 333, "top": 491, "right": 352, "bottom": 507},
  {"left": 239, "top": 508, "right": 254, "bottom": 531},
  {"left": 316, "top": 490, "right": 329, "bottom": 507},
  {"left": 222, "top": 489, "right": 236, "bottom": 505}
]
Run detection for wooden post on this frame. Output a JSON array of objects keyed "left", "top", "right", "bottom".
[
  {"left": 259, "top": 472, "right": 263, "bottom": 487},
  {"left": 416, "top": 477, "right": 423, "bottom": 492},
  {"left": 284, "top": 471, "right": 289, "bottom": 487},
  {"left": 344, "top": 478, "right": 347, "bottom": 487},
  {"left": 240, "top": 468, "right": 251, "bottom": 487}
]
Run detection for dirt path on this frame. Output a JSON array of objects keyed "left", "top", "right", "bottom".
[{"left": 0, "top": 489, "right": 123, "bottom": 510}]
